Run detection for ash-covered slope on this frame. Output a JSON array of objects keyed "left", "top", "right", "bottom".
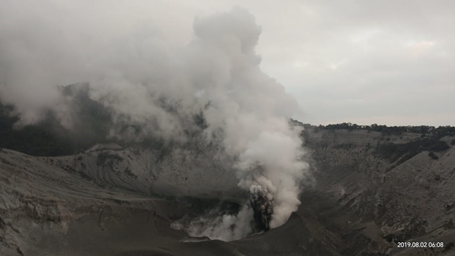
[
  {"left": 0, "top": 146, "right": 336, "bottom": 256},
  {"left": 300, "top": 126, "right": 455, "bottom": 255},
  {"left": 51, "top": 142, "right": 243, "bottom": 200},
  {"left": 1, "top": 124, "right": 455, "bottom": 255},
  {"left": 0, "top": 147, "right": 182, "bottom": 256}
]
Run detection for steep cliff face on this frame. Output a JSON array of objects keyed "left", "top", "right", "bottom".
[{"left": 302, "top": 128, "right": 455, "bottom": 255}]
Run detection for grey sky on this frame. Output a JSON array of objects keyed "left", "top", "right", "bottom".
[{"left": 2, "top": 0, "right": 454, "bottom": 126}]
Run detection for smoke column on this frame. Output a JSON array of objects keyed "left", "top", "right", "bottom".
[{"left": 0, "top": 2, "right": 312, "bottom": 241}]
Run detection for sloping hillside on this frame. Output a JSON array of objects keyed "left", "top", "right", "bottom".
[
  {"left": 301, "top": 127, "right": 455, "bottom": 255},
  {"left": 1, "top": 125, "right": 454, "bottom": 255},
  {"left": 0, "top": 146, "right": 338, "bottom": 256}
]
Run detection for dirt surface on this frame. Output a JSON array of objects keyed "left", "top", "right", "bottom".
[{"left": 1, "top": 129, "right": 455, "bottom": 255}]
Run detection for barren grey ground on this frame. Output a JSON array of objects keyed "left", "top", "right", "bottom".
[{"left": 1, "top": 129, "right": 455, "bottom": 255}]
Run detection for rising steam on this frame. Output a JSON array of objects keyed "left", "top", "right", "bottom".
[{"left": 0, "top": 2, "right": 312, "bottom": 241}]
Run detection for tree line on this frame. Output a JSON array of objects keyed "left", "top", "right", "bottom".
[{"left": 290, "top": 120, "right": 455, "bottom": 138}]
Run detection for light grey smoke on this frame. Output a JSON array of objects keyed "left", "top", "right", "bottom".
[
  {"left": 173, "top": 204, "right": 254, "bottom": 242},
  {"left": 0, "top": 1, "right": 312, "bottom": 239}
]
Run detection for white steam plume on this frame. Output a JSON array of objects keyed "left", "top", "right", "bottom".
[
  {"left": 0, "top": 2, "right": 312, "bottom": 240},
  {"left": 173, "top": 204, "right": 254, "bottom": 242}
]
